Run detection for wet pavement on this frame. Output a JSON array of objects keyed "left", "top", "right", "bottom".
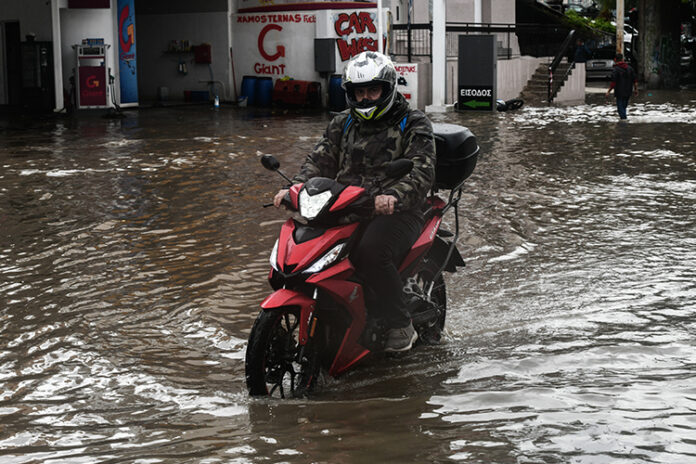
[{"left": 1, "top": 92, "right": 695, "bottom": 463}]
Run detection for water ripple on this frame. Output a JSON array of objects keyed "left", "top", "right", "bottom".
[{"left": 1, "top": 104, "right": 695, "bottom": 463}]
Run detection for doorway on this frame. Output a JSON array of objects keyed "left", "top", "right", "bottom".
[{"left": 1, "top": 21, "right": 21, "bottom": 108}]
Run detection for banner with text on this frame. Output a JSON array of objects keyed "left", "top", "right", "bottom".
[
  {"left": 117, "top": 0, "right": 138, "bottom": 104},
  {"left": 457, "top": 35, "right": 497, "bottom": 112},
  {"left": 394, "top": 63, "right": 418, "bottom": 109}
]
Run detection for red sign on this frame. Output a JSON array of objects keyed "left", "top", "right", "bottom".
[{"left": 79, "top": 66, "right": 107, "bottom": 106}]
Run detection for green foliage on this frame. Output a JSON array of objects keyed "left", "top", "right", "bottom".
[{"left": 565, "top": 9, "right": 616, "bottom": 34}]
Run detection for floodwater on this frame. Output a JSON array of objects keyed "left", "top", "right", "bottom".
[{"left": 1, "top": 93, "right": 695, "bottom": 463}]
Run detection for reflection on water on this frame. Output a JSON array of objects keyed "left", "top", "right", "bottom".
[{"left": 1, "top": 99, "right": 695, "bottom": 463}]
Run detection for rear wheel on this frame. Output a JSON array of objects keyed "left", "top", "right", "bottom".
[
  {"left": 245, "top": 308, "right": 319, "bottom": 398},
  {"left": 413, "top": 258, "right": 447, "bottom": 344}
]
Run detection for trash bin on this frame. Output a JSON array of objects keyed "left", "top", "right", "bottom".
[
  {"left": 255, "top": 77, "right": 273, "bottom": 107},
  {"left": 240, "top": 76, "right": 257, "bottom": 106},
  {"left": 328, "top": 74, "right": 346, "bottom": 111}
]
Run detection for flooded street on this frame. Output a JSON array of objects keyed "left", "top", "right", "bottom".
[{"left": 1, "top": 94, "right": 695, "bottom": 463}]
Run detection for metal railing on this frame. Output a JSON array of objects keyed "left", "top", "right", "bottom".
[
  {"left": 391, "top": 23, "right": 432, "bottom": 61},
  {"left": 547, "top": 29, "right": 576, "bottom": 103},
  {"left": 390, "top": 22, "right": 579, "bottom": 62},
  {"left": 391, "top": 22, "right": 521, "bottom": 61}
]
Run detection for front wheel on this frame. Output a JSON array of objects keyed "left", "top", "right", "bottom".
[{"left": 245, "top": 307, "right": 319, "bottom": 398}]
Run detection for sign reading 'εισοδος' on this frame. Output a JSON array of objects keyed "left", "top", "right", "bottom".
[
  {"left": 458, "top": 86, "right": 494, "bottom": 111},
  {"left": 457, "top": 35, "right": 497, "bottom": 112}
]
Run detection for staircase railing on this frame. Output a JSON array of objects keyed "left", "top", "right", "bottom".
[{"left": 547, "top": 29, "right": 576, "bottom": 104}]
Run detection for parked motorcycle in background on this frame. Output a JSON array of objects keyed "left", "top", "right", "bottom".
[{"left": 245, "top": 123, "right": 479, "bottom": 398}]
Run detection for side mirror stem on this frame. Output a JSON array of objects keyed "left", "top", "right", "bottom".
[
  {"left": 276, "top": 170, "right": 293, "bottom": 185},
  {"left": 260, "top": 154, "right": 294, "bottom": 185}
]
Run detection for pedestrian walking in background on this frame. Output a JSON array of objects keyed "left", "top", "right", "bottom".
[
  {"left": 605, "top": 53, "right": 638, "bottom": 120},
  {"left": 573, "top": 39, "right": 592, "bottom": 63}
]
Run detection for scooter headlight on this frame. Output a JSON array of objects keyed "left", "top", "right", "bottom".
[
  {"left": 269, "top": 239, "right": 279, "bottom": 271},
  {"left": 302, "top": 243, "right": 346, "bottom": 274},
  {"left": 298, "top": 189, "right": 333, "bottom": 220}
]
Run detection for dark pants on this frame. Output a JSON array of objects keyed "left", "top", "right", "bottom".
[
  {"left": 351, "top": 211, "right": 423, "bottom": 328},
  {"left": 616, "top": 96, "right": 630, "bottom": 119}
]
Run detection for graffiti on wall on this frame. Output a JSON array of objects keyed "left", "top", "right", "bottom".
[
  {"left": 232, "top": 8, "right": 384, "bottom": 82},
  {"left": 333, "top": 12, "right": 380, "bottom": 61}
]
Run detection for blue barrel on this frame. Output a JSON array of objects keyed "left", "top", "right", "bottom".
[
  {"left": 240, "top": 76, "right": 257, "bottom": 106},
  {"left": 328, "top": 74, "right": 346, "bottom": 111},
  {"left": 255, "top": 77, "right": 273, "bottom": 107}
]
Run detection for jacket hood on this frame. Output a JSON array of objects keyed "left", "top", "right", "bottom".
[{"left": 615, "top": 61, "right": 629, "bottom": 70}]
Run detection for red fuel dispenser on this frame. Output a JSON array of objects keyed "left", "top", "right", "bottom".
[{"left": 74, "top": 41, "right": 110, "bottom": 109}]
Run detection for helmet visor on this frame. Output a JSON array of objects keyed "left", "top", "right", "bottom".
[{"left": 346, "top": 82, "right": 391, "bottom": 109}]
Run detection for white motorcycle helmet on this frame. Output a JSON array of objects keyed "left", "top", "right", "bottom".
[{"left": 341, "top": 51, "right": 398, "bottom": 121}]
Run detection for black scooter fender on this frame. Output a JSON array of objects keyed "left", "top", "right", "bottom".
[{"left": 430, "top": 236, "right": 465, "bottom": 272}]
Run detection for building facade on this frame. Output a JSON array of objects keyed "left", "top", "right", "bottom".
[{"left": 1, "top": 0, "right": 578, "bottom": 112}]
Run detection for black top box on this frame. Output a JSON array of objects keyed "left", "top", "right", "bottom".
[{"left": 432, "top": 123, "right": 479, "bottom": 190}]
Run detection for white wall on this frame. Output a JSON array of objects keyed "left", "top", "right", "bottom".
[
  {"left": 59, "top": 7, "right": 114, "bottom": 106},
  {"left": 446, "top": 55, "right": 545, "bottom": 103},
  {"left": 445, "top": 0, "right": 475, "bottom": 22},
  {"left": 0, "top": 0, "right": 53, "bottom": 41},
  {"left": 137, "top": 12, "right": 230, "bottom": 102},
  {"left": 487, "top": 0, "right": 515, "bottom": 23},
  {"left": 555, "top": 62, "right": 585, "bottom": 104},
  {"left": 496, "top": 55, "right": 545, "bottom": 100},
  {"left": 403, "top": 0, "right": 517, "bottom": 23}
]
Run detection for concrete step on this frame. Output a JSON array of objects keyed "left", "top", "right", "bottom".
[
  {"left": 520, "top": 90, "right": 548, "bottom": 98},
  {"left": 519, "top": 61, "right": 575, "bottom": 104}
]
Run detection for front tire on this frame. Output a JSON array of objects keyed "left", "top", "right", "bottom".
[
  {"left": 413, "top": 258, "right": 447, "bottom": 344},
  {"left": 245, "top": 307, "right": 318, "bottom": 398}
]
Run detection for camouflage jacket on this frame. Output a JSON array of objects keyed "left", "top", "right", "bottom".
[{"left": 292, "top": 93, "right": 436, "bottom": 212}]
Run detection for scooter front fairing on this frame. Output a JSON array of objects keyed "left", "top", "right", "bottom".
[{"left": 267, "top": 218, "right": 371, "bottom": 375}]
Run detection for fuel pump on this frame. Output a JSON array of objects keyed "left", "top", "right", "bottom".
[{"left": 73, "top": 40, "right": 110, "bottom": 109}]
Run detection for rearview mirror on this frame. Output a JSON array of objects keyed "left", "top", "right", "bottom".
[{"left": 261, "top": 155, "right": 280, "bottom": 171}]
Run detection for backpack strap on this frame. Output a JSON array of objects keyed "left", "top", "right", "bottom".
[
  {"left": 343, "top": 114, "right": 354, "bottom": 134},
  {"left": 399, "top": 114, "right": 408, "bottom": 133}
]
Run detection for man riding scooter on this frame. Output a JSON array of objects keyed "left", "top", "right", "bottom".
[{"left": 273, "top": 51, "right": 436, "bottom": 352}]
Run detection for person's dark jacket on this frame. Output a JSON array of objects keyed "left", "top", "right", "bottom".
[
  {"left": 293, "top": 93, "right": 436, "bottom": 212},
  {"left": 609, "top": 61, "right": 637, "bottom": 98},
  {"left": 573, "top": 44, "right": 591, "bottom": 63}
]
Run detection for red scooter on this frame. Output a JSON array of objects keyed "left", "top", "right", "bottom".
[{"left": 245, "top": 123, "right": 479, "bottom": 398}]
